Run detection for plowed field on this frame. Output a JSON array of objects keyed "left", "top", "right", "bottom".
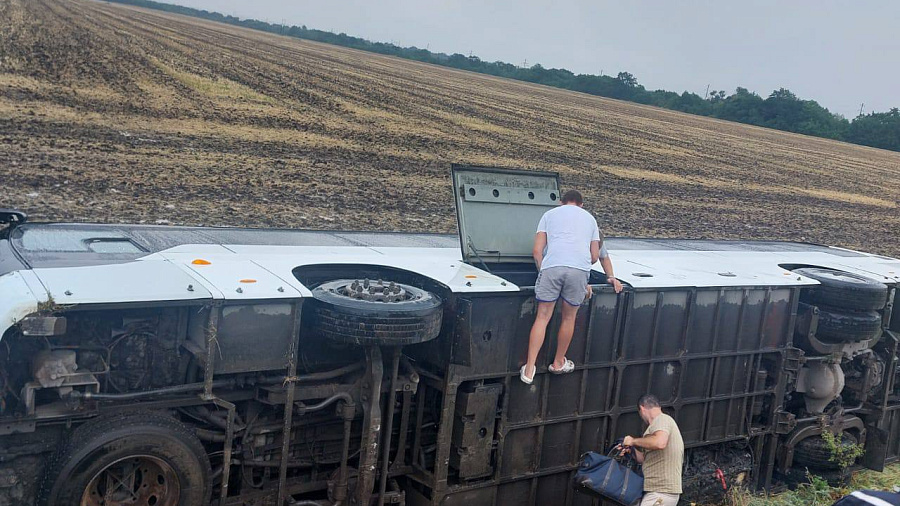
[{"left": 2, "top": 0, "right": 899, "bottom": 255}]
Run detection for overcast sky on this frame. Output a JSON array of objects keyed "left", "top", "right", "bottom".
[{"left": 171, "top": 0, "right": 898, "bottom": 119}]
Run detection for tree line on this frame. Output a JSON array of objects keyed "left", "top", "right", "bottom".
[{"left": 109, "top": 0, "right": 900, "bottom": 153}]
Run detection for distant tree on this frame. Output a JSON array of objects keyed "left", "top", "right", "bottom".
[
  {"left": 768, "top": 88, "right": 798, "bottom": 101},
  {"left": 846, "top": 108, "right": 900, "bottom": 151},
  {"left": 761, "top": 88, "right": 805, "bottom": 131},
  {"left": 708, "top": 90, "right": 726, "bottom": 102},
  {"left": 676, "top": 91, "right": 711, "bottom": 114},
  {"left": 714, "top": 87, "right": 765, "bottom": 125},
  {"left": 616, "top": 72, "right": 638, "bottom": 87}
]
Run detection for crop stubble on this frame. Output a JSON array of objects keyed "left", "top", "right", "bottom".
[{"left": 1, "top": 0, "right": 899, "bottom": 256}]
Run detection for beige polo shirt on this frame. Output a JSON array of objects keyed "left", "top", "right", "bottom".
[{"left": 641, "top": 413, "right": 684, "bottom": 494}]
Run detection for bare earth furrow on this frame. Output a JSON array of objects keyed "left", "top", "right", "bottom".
[{"left": 0, "top": 0, "right": 898, "bottom": 256}]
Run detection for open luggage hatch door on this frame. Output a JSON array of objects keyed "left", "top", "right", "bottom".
[{"left": 452, "top": 165, "right": 561, "bottom": 265}]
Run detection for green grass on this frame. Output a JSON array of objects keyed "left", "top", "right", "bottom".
[{"left": 727, "top": 466, "right": 900, "bottom": 506}]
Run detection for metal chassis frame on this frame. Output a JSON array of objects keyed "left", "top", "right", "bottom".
[
  {"left": 198, "top": 299, "right": 305, "bottom": 505},
  {"left": 413, "top": 284, "right": 801, "bottom": 505}
]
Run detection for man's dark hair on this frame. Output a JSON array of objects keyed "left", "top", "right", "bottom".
[
  {"left": 561, "top": 190, "right": 583, "bottom": 205},
  {"left": 638, "top": 394, "right": 660, "bottom": 409}
]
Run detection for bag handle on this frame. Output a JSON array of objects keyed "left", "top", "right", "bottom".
[
  {"left": 599, "top": 458, "right": 616, "bottom": 491},
  {"left": 619, "top": 464, "right": 630, "bottom": 502}
]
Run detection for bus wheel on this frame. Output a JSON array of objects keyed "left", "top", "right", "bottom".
[
  {"left": 38, "top": 411, "right": 211, "bottom": 506},
  {"left": 795, "top": 267, "right": 888, "bottom": 311},
  {"left": 307, "top": 278, "right": 443, "bottom": 346}
]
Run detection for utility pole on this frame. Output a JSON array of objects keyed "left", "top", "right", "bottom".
[
  {"left": 704, "top": 84, "right": 710, "bottom": 100},
  {"left": 858, "top": 103, "right": 865, "bottom": 116},
  {"left": 523, "top": 58, "right": 528, "bottom": 68}
]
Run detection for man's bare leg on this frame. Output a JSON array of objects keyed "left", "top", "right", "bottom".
[
  {"left": 552, "top": 302, "right": 579, "bottom": 370},
  {"left": 525, "top": 301, "right": 556, "bottom": 380}
]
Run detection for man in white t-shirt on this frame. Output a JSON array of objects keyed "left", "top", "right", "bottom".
[{"left": 521, "top": 190, "right": 623, "bottom": 384}]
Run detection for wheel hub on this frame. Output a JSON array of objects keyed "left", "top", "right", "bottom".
[
  {"left": 82, "top": 455, "right": 180, "bottom": 506},
  {"left": 337, "top": 279, "right": 414, "bottom": 303}
]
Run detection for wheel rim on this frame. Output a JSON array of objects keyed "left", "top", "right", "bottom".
[
  {"left": 330, "top": 279, "right": 419, "bottom": 303},
  {"left": 82, "top": 455, "right": 181, "bottom": 506}
]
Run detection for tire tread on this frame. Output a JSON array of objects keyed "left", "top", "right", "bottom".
[
  {"left": 815, "top": 306, "right": 882, "bottom": 342},
  {"left": 309, "top": 280, "right": 443, "bottom": 345},
  {"left": 792, "top": 434, "right": 856, "bottom": 470},
  {"left": 795, "top": 267, "right": 887, "bottom": 312},
  {"left": 37, "top": 410, "right": 211, "bottom": 506}
]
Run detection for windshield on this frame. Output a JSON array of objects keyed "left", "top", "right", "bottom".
[
  {"left": 9, "top": 225, "right": 150, "bottom": 270},
  {"left": 10, "top": 223, "right": 460, "bottom": 269},
  {"left": 0, "top": 237, "right": 26, "bottom": 276}
]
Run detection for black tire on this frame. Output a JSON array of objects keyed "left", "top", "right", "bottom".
[
  {"left": 780, "top": 465, "right": 851, "bottom": 488},
  {"left": 815, "top": 306, "right": 882, "bottom": 342},
  {"left": 795, "top": 267, "right": 888, "bottom": 312},
  {"left": 308, "top": 279, "right": 442, "bottom": 346},
  {"left": 38, "top": 411, "right": 211, "bottom": 506},
  {"left": 792, "top": 434, "right": 857, "bottom": 470}
]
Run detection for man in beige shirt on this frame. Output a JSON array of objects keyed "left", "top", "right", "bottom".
[{"left": 621, "top": 394, "right": 684, "bottom": 506}]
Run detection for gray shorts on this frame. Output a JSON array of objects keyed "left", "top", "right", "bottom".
[{"left": 535, "top": 266, "right": 590, "bottom": 306}]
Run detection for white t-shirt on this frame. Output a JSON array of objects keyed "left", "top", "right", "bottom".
[{"left": 536, "top": 204, "right": 607, "bottom": 272}]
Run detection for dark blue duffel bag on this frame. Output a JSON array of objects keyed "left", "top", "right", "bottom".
[{"left": 573, "top": 451, "right": 644, "bottom": 506}]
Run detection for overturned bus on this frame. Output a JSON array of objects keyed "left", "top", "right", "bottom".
[{"left": 0, "top": 165, "right": 898, "bottom": 506}]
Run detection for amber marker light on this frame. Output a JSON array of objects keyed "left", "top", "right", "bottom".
[
  {"left": 192, "top": 259, "right": 211, "bottom": 265},
  {"left": 464, "top": 275, "right": 478, "bottom": 279},
  {"left": 239, "top": 279, "right": 258, "bottom": 284}
]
